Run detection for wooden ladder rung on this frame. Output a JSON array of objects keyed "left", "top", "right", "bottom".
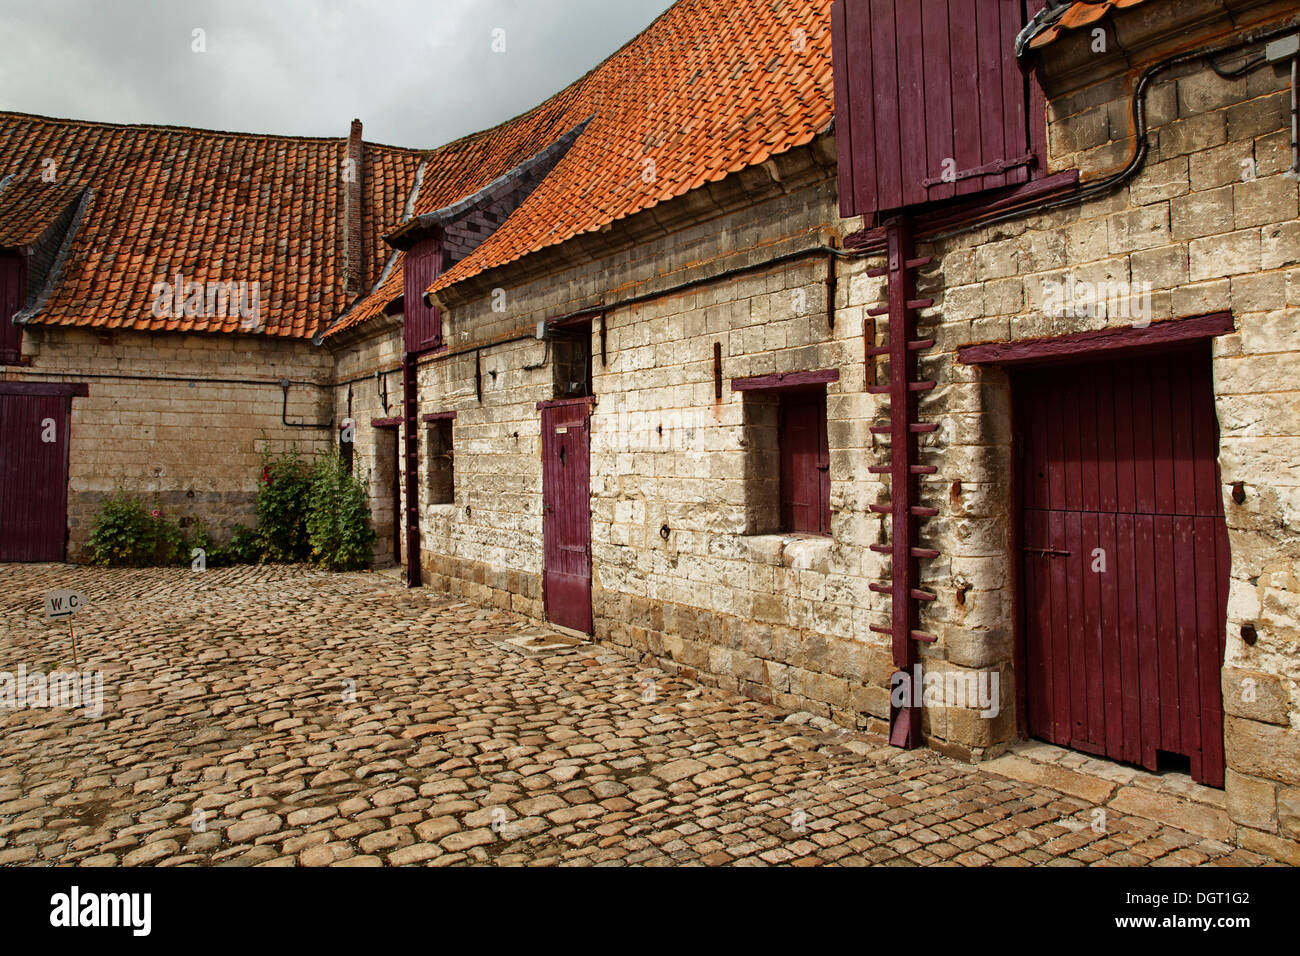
[
  {"left": 912, "top": 465, "right": 937, "bottom": 475},
  {"left": 867, "top": 305, "right": 890, "bottom": 316},
  {"left": 911, "top": 381, "right": 937, "bottom": 393},
  {"left": 866, "top": 345, "right": 891, "bottom": 358},
  {"left": 870, "top": 425, "right": 893, "bottom": 435},
  {"left": 906, "top": 298, "right": 934, "bottom": 310},
  {"left": 869, "top": 544, "right": 891, "bottom": 554},
  {"left": 909, "top": 339, "right": 936, "bottom": 351},
  {"left": 911, "top": 506, "right": 939, "bottom": 517},
  {"left": 911, "top": 631, "right": 938, "bottom": 644},
  {"left": 912, "top": 548, "right": 940, "bottom": 559},
  {"left": 869, "top": 504, "right": 892, "bottom": 515},
  {"left": 868, "top": 465, "right": 892, "bottom": 475},
  {"left": 912, "top": 589, "right": 937, "bottom": 602},
  {"left": 906, "top": 256, "right": 933, "bottom": 270},
  {"left": 869, "top": 583, "right": 892, "bottom": 595},
  {"left": 869, "top": 624, "right": 892, "bottom": 636},
  {"left": 910, "top": 423, "right": 939, "bottom": 434}
]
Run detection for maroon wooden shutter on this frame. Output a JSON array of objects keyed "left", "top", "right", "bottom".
[
  {"left": 0, "top": 252, "right": 24, "bottom": 364},
  {"left": 780, "top": 392, "right": 831, "bottom": 535},
  {"left": 403, "top": 237, "right": 443, "bottom": 354},
  {"left": 832, "top": 0, "right": 1041, "bottom": 217}
]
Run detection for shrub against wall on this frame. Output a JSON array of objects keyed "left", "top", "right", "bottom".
[
  {"left": 256, "top": 446, "right": 313, "bottom": 563},
  {"left": 87, "top": 447, "right": 376, "bottom": 570},
  {"left": 87, "top": 491, "right": 187, "bottom": 567},
  {"left": 306, "top": 450, "right": 377, "bottom": 571}
]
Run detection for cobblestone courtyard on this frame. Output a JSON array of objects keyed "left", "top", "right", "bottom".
[{"left": 0, "top": 565, "right": 1277, "bottom": 866}]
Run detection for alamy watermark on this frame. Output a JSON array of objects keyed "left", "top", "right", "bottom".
[
  {"left": 0, "top": 664, "right": 103, "bottom": 718},
  {"left": 1041, "top": 275, "right": 1153, "bottom": 328},
  {"left": 150, "top": 274, "right": 262, "bottom": 331},
  {"left": 891, "top": 663, "right": 1000, "bottom": 719}
]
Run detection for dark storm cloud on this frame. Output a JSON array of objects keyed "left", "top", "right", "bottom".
[{"left": 0, "top": 0, "right": 675, "bottom": 147}]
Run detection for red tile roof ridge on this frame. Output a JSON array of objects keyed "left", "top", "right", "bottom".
[{"left": 0, "top": 109, "right": 426, "bottom": 152}]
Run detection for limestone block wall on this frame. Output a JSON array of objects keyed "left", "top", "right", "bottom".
[
  {"left": 328, "top": 322, "right": 406, "bottom": 567},
  {"left": 415, "top": 339, "right": 551, "bottom": 617},
  {"left": 903, "top": 48, "right": 1299, "bottom": 856},
  {"left": 9, "top": 325, "right": 333, "bottom": 559},
  {"left": 396, "top": 30, "right": 1296, "bottom": 854}
]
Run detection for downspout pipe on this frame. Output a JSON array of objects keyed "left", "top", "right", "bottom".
[{"left": 280, "top": 379, "right": 334, "bottom": 429}]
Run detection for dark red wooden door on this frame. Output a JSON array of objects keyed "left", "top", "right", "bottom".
[
  {"left": 780, "top": 392, "right": 831, "bottom": 535},
  {"left": 0, "top": 393, "right": 72, "bottom": 562},
  {"left": 541, "top": 400, "right": 592, "bottom": 634},
  {"left": 1018, "top": 349, "right": 1230, "bottom": 786}
]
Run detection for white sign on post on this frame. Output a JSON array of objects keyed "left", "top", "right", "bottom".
[
  {"left": 44, "top": 589, "right": 89, "bottom": 666},
  {"left": 45, "top": 589, "right": 88, "bottom": 620}
]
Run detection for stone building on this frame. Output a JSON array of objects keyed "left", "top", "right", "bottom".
[
  {"left": 2, "top": 0, "right": 1299, "bottom": 859},
  {"left": 0, "top": 115, "right": 424, "bottom": 558}
]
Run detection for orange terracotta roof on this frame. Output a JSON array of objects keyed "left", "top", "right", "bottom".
[
  {"left": 325, "top": 82, "right": 595, "bottom": 336},
  {"left": 0, "top": 177, "right": 85, "bottom": 248},
  {"left": 1026, "top": 0, "right": 1153, "bottom": 51},
  {"left": 331, "top": 0, "right": 835, "bottom": 335},
  {"left": 0, "top": 113, "right": 423, "bottom": 338}
]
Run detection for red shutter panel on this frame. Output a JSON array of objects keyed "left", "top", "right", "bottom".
[
  {"left": 832, "top": 0, "right": 1037, "bottom": 217},
  {"left": 403, "top": 237, "right": 443, "bottom": 354},
  {"left": 780, "top": 394, "right": 829, "bottom": 535},
  {"left": 0, "top": 253, "right": 24, "bottom": 364},
  {"left": 818, "top": 399, "right": 832, "bottom": 535}
]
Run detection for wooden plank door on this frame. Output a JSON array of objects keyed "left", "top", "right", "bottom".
[
  {"left": 1018, "top": 349, "right": 1230, "bottom": 786},
  {"left": 541, "top": 400, "right": 592, "bottom": 634},
  {"left": 0, "top": 393, "right": 73, "bottom": 562}
]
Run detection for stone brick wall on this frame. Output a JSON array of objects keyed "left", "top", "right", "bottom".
[
  {"left": 330, "top": 11, "right": 1299, "bottom": 856},
  {"left": 898, "top": 43, "right": 1298, "bottom": 856},
  {"left": 327, "top": 319, "right": 406, "bottom": 567},
  {"left": 8, "top": 325, "right": 333, "bottom": 559}
]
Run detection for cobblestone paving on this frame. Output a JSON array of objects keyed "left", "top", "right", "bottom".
[{"left": 0, "top": 565, "right": 1273, "bottom": 866}]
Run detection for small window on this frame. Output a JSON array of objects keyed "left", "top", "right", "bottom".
[
  {"left": 426, "top": 418, "right": 454, "bottom": 505},
  {"left": 742, "top": 387, "right": 832, "bottom": 537},
  {"left": 551, "top": 321, "right": 592, "bottom": 399}
]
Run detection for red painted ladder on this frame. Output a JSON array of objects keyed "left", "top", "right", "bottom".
[{"left": 865, "top": 218, "right": 939, "bottom": 749}]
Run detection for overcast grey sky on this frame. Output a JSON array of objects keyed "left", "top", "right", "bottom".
[{"left": 0, "top": 0, "right": 675, "bottom": 147}]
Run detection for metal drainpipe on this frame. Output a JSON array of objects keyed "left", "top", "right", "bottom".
[{"left": 280, "top": 380, "right": 334, "bottom": 429}]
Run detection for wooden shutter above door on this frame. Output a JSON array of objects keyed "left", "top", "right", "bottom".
[
  {"left": 0, "top": 252, "right": 24, "bottom": 364},
  {"left": 831, "top": 0, "right": 1044, "bottom": 218},
  {"left": 403, "top": 236, "right": 444, "bottom": 354}
]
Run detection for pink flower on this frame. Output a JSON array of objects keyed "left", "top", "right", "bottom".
[{"left": 152, "top": 510, "right": 160, "bottom": 518}]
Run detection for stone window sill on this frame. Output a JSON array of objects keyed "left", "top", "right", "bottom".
[{"left": 742, "top": 533, "right": 834, "bottom": 568}]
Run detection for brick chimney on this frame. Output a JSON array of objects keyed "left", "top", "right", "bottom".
[{"left": 342, "top": 118, "right": 365, "bottom": 296}]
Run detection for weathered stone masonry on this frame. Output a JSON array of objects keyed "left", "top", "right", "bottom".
[
  {"left": 386, "top": 15, "right": 1300, "bottom": 857},
  {"left": 18, "top": 325, "right": 333, "bottom": 560}
]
